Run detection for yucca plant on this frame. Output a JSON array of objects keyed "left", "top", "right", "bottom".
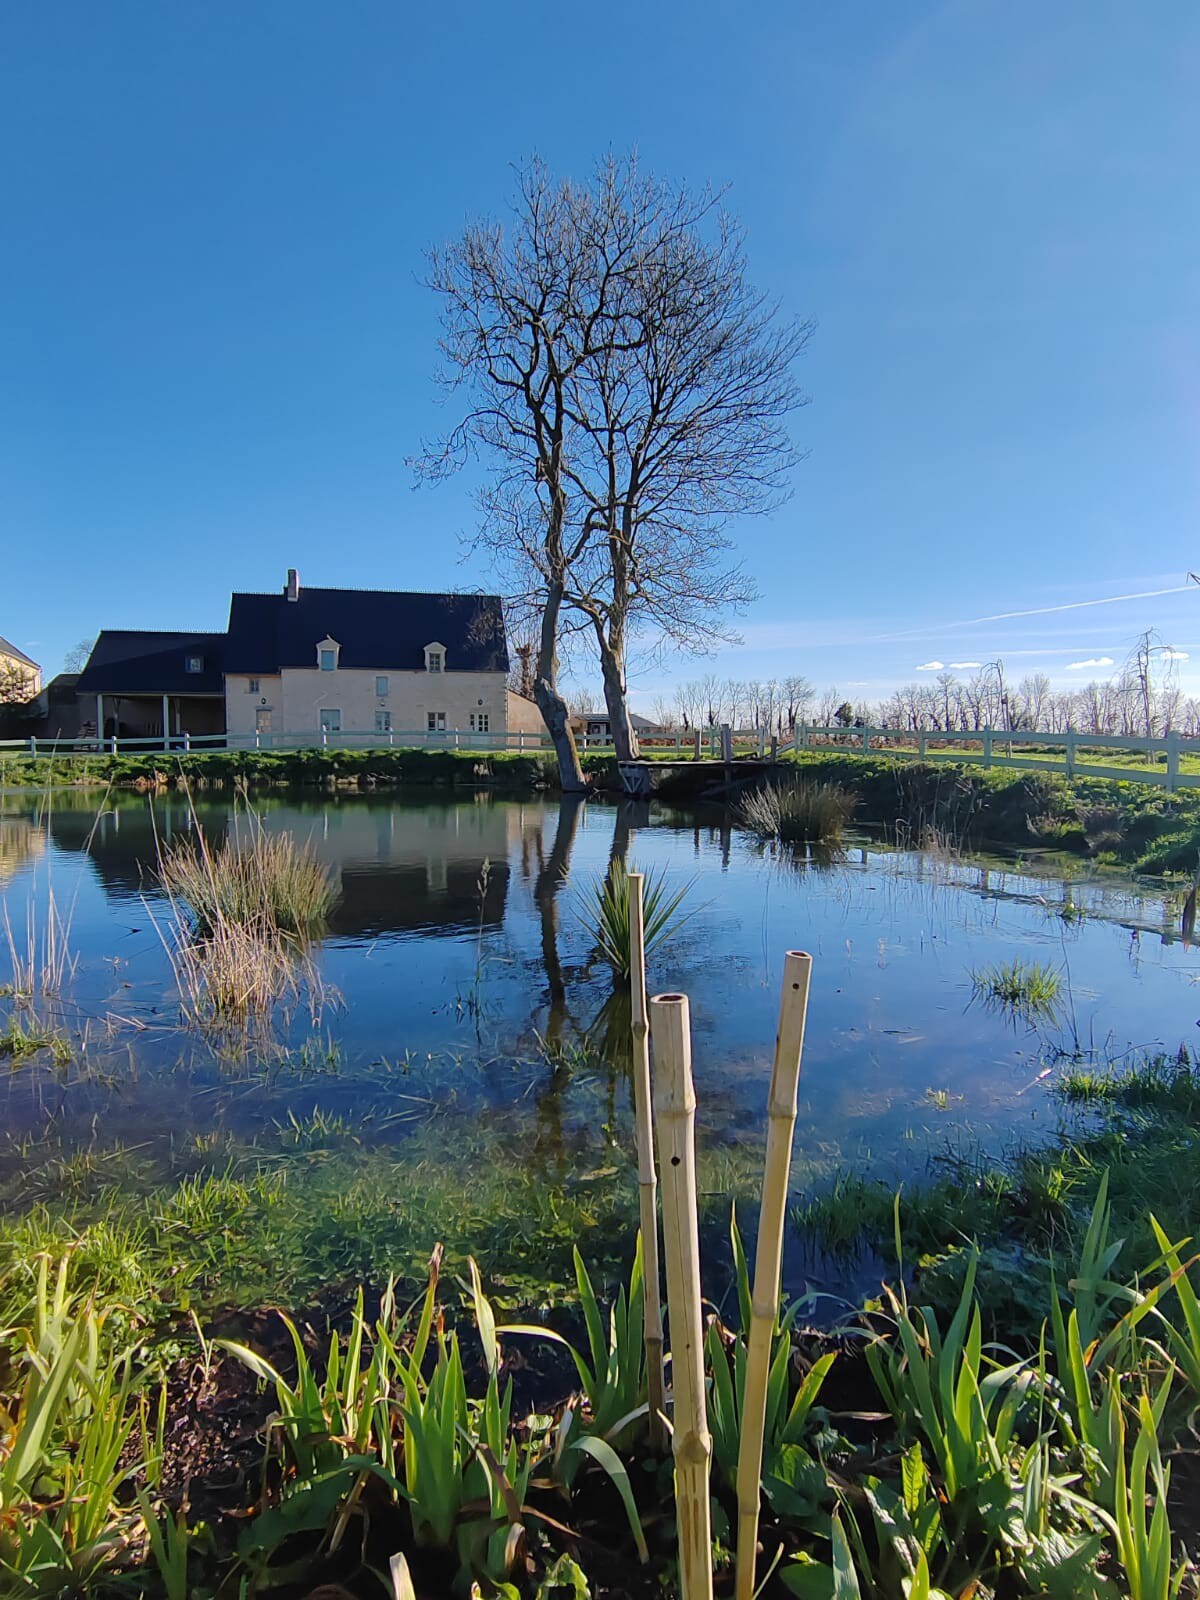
[{"left": 581, "top": 858, "right": 694, "bottom": 980}]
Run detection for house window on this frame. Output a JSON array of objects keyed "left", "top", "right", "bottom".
[
  {"left": 316, "top": 636, "right": 341, "bottom": 671},
  {"left": 185, "top": 655, "right": 203, "bottom": 674},
  {"left": 255, "top": 708, "right": 273, "bottom": 734},
  {"left": 320, "top": 650, "right": 336, "bottom": 672},
  {"left": 375, "top": 675, "right": 389, "bottom": 697},
  {"left": 320, "top": 709, "right": 341, "bottom": 733},
  {"left": 428, "top": 651, "right": 442, "bottom": 673},
  {"left": 470, "top": 712, "right": 490, "bottom": 733},
  {"left": 424, "top": 641, "right": 446, "bottom": 674},
  {"left": 375, "top": 709, "right": 392, "bottom": 733},
  {"left": 248, "top": 678, "right": 260, "bottom": 694},
  {"left": 427, "top": 711, "right": 446, "bottom": 732}
]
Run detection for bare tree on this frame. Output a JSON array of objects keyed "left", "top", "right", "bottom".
[
  {"left": 419, "top": 155, "right": 810, "bottom": 770},
  {"left": 62, "top": 638, "right": 96, "bottom": 675}
]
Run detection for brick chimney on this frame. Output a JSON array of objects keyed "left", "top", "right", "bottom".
[{"left": 285, "top": 568, "right": 300, "bottom": 602}]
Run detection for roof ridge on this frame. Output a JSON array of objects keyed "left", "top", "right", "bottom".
[{"left": 230, "top": 587, "right": 504, "bottom": 601}]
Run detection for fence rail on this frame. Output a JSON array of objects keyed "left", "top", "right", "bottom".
[{"left": 793, "top": 724, "right": 1200, "bottom": 790}]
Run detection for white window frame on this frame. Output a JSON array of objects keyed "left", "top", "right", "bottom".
[
  {"left": 374, "top": 709, "right": 392, "bottom": 733},
  {"left": 320, "top": 708, "right": 342, "bottom": 733},
  {"left": 248, "top": 677, "right": 260, "bottom": 694},
  {"left": 185, "top": 655, "right": 203, "bottom": 674},
  {"left": 427, "top": 711, "right": 446, "bottom": 732},
  {"left": 469, "top": 711, "right": 490, "bottom": 733},
  {"left": 316, "top": 636, "right": 341, "bottom": 672},
  {"left": 424, "top": 641, "right": 447, "bottom": 674},
  {"left": 375, "top": 675, "right": 389, "bottom": 697}
]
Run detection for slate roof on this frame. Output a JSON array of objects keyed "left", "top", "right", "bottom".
[
  {"left": 0, "top": 635, "right": 40, "bottom": 670},
  {"left": 75, "top": 632, "right": 227, "bottom": 696},
  {"left": 224, "top": 588, "right": 509, "bottom": 675}
]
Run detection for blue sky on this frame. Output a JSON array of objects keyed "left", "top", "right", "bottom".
[{"left": 2, "top": 2, "right": 1198, "bottom": 707}]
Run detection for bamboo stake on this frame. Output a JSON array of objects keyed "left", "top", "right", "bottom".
[
  {"left": 650, "top": 991, "right": 713, "bottom": 1600},
  {"left": 734, "top": 950, "right": 814, "bottom": 1600},
  {"left": 628, "top": 872, "right": 666, "bottom": 1452}
]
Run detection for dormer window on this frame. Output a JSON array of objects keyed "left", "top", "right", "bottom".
[
  {"left": 185, "top": 655, "right": 203, "bottom": 674},
  {"left": 316, "top": 636, "right": 341, "bottom": 671},
  {"left": 424, "top": 641, "right": 446, "bottom": 673}
]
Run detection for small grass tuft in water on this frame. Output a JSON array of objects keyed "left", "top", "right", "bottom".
[
  {"left": 739, "top": 778, "right": 856, "bottom": 844},
  {"left": 1056, "top": 1051, "right": 1200, "bottom": 1114},
  {"left": 970, "top": 957, "right": 1063, "bottom": 1017}
]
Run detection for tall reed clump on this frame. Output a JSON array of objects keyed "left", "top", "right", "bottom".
[
  {"left": 159, "top": 817, "right": 334, "bottom": 939},
  {"left": 154, "top": 815, "right": 334, "bottom": 1023},
  {"left": 582, "top": 858, "right": 694, "bottom": 980},
  {"left": 739, "top": 778, "right": 856, "bottom": 845}
]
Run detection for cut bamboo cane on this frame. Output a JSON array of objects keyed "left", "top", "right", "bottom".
[
  {"left": 628, "top": 872, "right": 667, "bottom": 1452},
  {"left": 650, "top": 991, "right": 713, "bottom": 1600},
  {"left": 734, "top": 950, "right": 813, "bottom": 1600}
]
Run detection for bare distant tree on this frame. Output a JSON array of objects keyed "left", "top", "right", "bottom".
[
  {"left": 506, "top": 628, "right": 538, "bottom": 701},
  {"left": 418, "top": 154, "right": 810, "bottom": 771},
  {"left": 62, "top": 637, "right": 96, "bottom": 675}
]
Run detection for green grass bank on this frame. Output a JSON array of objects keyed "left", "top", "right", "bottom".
[{"left": 6, "top": 744, "right": 1200, "bottom": 873}]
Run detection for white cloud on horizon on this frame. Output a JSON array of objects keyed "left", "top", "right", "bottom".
[
  {"left": 1067, "top": 656, "right": 1115, "bottom": 671},
  {"left": 948, "top": 660, "right": 982, "bottom": 669},
  {"left": 1162, "top": 648, "right": 1190, "bottom": 661},
  {"left": 916, "top": 660, "right": 945, "bottom": 671}
]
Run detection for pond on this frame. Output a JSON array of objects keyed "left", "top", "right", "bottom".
[{"left": 0, "top": 787, "right": 1195, "bottom": 1300}]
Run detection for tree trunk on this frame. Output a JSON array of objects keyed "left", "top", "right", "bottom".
[
  {"left": 536, "top": 579, "right": 586, "bottom": 793},
  {"left": 595, "top": 621, "right": 639, "bottom": 762}
]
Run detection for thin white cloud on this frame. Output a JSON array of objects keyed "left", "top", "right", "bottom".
[
  {"left": 1162, "top": 648, "right": 1190, "bottom": 661},
  {"left": 916, "top": 660, "right": 945, "bottom": 672},
  {"left": 1067, "top": 656, "right": 1115, "bottom": 671},
  {"left": 948, "top": 660, "right": 982, "bottom": 669}
]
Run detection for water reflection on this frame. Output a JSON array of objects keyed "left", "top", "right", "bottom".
[{"left": 0, "top": 785, "right": 1196, "bottom": 1191}]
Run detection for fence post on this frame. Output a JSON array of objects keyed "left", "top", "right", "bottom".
[
  {"left": 183, "top": 731, "right": 191, "bottom": 752},
  {"left": 918, "top": 731, "right": 927, "bottom": 761},
  {"left": 1167, "top": 731, "right": 1180, "bottom": 792},
  {"left": 110, "top": 736, "right": 118, "bottom": 756},
  {"left": 1064, "top": 731, "right": 1076, "bottom": 777},
  {"left": 862, "top": 726, "right": 871, "bottom": 754},
  {"left": 982, "top": 728, "right": 993, "bottom": 768},
  {"left": 28, "top": 736, "right": 36, "bottom": 756},
  {"left": 721, "top": 723, "right": 733, "bottom": 767}
]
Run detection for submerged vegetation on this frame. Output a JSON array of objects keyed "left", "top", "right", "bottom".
[{"left": 739, "top": 776, "right": 857, "bottom": 844}]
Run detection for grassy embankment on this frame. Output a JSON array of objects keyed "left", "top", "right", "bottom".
[{"left": 7, "top": 743, "right": 1200, "bottom": 873}]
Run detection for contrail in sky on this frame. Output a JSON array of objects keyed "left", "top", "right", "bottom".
[{"left": 886, "top": 583, "right": 1195, "bottom": 641}]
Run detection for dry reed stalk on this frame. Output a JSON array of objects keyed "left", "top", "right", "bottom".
[
  {"left": 649, "top": 990, "right": 713, "bottom": 1600},
  {"left": 628, "top": 873, "right": 666, "bottom": 1451},
  {"left": 734, "top": 950, "right": 813, "bottom": 1600}
]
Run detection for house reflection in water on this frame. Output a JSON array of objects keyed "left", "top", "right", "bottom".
[{"left": 0, "top": 817, "right": 46, "bottom": 887}]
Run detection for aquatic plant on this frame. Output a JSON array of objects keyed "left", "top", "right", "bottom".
[
  {"left": 581, "top": 856, "right": 694, "bottom": 979},
  {"left": 158, "top": 816, "right": 335, "bottom": 939},
  {"left": 739, "top": 777, "right": 856, "bottom": 844},
  {"left": 0, "top": 1013, "right": 71, "bottom": 1063},
  {"left": 1, "top": 885, "right": 77, "bottom": 1002},
  {"left": 970, "top": 956, "right": 1063, "bottom": 1018}
]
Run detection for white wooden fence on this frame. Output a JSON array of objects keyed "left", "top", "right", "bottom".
[{"left": 793, "top": 724, "right": 1200, "bottom": 791}]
